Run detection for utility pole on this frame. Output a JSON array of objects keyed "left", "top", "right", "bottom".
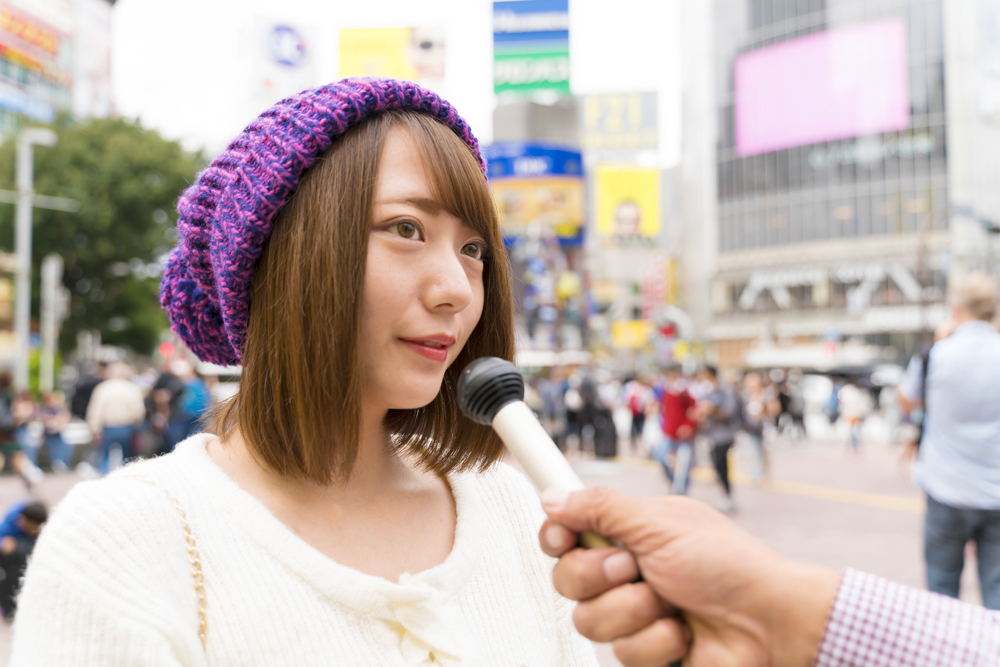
[
  {"left": 40, "top": 253, "right": 68, "bottom": 394},
  {"left": 15, "top": 129, "right": 58, "bottom": 392}
]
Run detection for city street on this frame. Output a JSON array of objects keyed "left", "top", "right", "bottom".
[{"left": 0, "top": 435, "right": 971, "bottom": 666}]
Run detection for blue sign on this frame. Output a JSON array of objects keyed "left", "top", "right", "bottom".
[
  {"left": 493, "top": 0, "right": 569, "bottom": 43},
  {"left": 0, "top": 81, "right": 55, "bottom": 124},
  {"left": 483, "top": 142, "right": 582, "bottom": 180}
]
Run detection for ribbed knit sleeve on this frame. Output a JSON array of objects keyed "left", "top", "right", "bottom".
[{"left": 11, "top": 478, "right": 206, "bottom": 667}]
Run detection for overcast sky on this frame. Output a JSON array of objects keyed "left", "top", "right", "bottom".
[{"left": 111, "top": 0, "right": 680, "bottom": 163}]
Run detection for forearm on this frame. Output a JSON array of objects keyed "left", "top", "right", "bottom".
[
  {"left": 896, "top": 388, "right": 920, "bottom": 414},
  {"left": 813, "top": 569, "right": 1000, "bottom": 667}
]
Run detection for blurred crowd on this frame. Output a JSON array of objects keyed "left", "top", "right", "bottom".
[
  {"left": 0, "top": 358, "right": 216, "bottom": 488},
  {"left": 525, "top": 361, "right": 895, "bottom": 514}
]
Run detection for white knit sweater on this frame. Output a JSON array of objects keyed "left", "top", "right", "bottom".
[{"left": 11, "top": 434, "right": 598, "bottom": 666}]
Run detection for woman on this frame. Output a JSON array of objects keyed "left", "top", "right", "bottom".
[{"left": 11, "top": 79, "right": 598, "bottom": 666}]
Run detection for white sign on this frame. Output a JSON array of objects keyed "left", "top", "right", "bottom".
[{"left": 252, "top": 17, "right": 317, "bottom": 107}]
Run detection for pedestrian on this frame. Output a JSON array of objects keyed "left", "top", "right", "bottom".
[
  {"left": 838, "top": 380, "right": 871, "bottom": 453},
  {"left": 896, "top": 272, "right": 1000, "bottom": 609},
  {"left": 655, "top": 363, "right": 696, "bottom": 495},
  {"left": 695, "top": 365, "right": 742, "bottom": 513},
  {"left": 38, "top": 393, "right": 72, "bottom": 471},
  {"left": 538, "top": 485, "right": 1000, "bottom": 667},
  {"left": 12, "top": 79, "right": 597, "bottom": 665},
  {"left": 166, "top": 359, "right": 212, "bottom": 450},
  {"left": 740, "top": 371, "right": 776, "bottom": 481},
  {"left": 69, "top": 361, "right": 107, "bottom": 419},
  {"left": 85, "top": 362, "right": 146, "bottom": 474},
  {"left": 620, "top": 376, "right": 651, "bottom": 454},
  {"left": 146, "top": 358, "right": 186, "bottom": 455},
  {"left": 0, "top": 377, "right": 42, "bottom": 489},
  {"left": 537, "top": 367, "right": 568, "bottom": 450},
  {"left": 0, "top": 501, "right": 46, "bottom": 621},
  {"left": 9, "top": 393, "right": 38, "bottom": 466}
]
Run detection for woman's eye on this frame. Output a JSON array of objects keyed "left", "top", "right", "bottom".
[
  {"left": 462, "top": 242, "right": 485, "bottom": 260},
  {"left": 392, "top": 221, "right": 420, "bottom": 240}
]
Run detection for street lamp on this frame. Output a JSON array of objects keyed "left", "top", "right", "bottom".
[{"left": 15, "top": 129, "right": 58, "bottom": 392}]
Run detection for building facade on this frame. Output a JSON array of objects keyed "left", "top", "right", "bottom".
[
  {"left": 0, "top": 0, "right": 113, "bottom": 134},
  {"left": 704, "top": 0, "right": 1000, "bottom": 369}
]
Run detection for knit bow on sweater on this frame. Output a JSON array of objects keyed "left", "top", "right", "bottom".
[{"left": 387, "top": 579, "right": 465, "bottom": 666}]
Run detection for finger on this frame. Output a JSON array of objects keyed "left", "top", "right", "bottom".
[
  {"left": 541, "top": 485, "right": 669, "bottom": 546},
  {"left": 552, "top": 547, "right": 639, "bottom": 600},
  {"left": 572, "top": 582, "right": 670, "bottom": 643},
  {"left": 612, "top": 617, "right": 690, "bottom": 667},
  {"left": 539, "top": 519, "right": 577, "bottom": 557}
]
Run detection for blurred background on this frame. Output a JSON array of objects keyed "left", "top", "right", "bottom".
[{"left": 0, "top": 0, "right": 997, "bottom": 664}]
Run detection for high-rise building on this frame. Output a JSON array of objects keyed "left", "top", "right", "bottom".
[
  {"left": 0, "top": 0, "right": 114, "bottom": 133},
  {"left": 695, "top": 0, "right": 1000, "bottom": 368}
]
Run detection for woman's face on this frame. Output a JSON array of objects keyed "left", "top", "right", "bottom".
[{"left": 359, "top": 127, "right": 487, "bottom": 412}]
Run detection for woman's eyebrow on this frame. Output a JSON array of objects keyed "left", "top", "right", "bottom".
[{"left": 375, "top": 196, "right": 443, "bottom": 214}]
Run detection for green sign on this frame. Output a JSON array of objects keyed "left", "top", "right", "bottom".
[{"left": 494, "top": 45, "right": 570, "bottom": 95}]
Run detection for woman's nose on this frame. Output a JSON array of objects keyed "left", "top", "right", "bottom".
[{"left": 421, "top": 246, "right": 474, "bottom": 313}]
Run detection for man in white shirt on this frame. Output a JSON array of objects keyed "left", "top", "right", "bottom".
[
  {"left": 897, "top": 272, "right": 1000, "bottom": 608},
  {"left": 85, "top": 362, "right": 146, "bottom": 474}
]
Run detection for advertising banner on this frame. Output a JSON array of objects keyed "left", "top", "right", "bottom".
[
  {"left": 493, "top": 0, "right": 569, "bottom": 97},
  {"left": 734, "top": 18, "right": 909, "bottom": 157},
  {"left": 491, "top": 178, "right": 584, "bottom": 239},
  {"left": 596, "top": 165, "right": 660, "bottom": 239},
  {"left": 579, "top": 92, "right": 658, "bottom": 151},
  {"left": 253, "top": 18, "right": 317, "bottom": 107},
  {"left": 485, "top": 142, "right": 584, "bottom": 246},
  {"left": 0, "top": 1, "right": 72, "bottom": 123},
  {"left": 339, "top": 27, "right": 445, "bottom": 84}
]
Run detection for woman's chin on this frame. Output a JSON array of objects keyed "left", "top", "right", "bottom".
[{"left": 386, "top": 384, "right": 445, "bottom": 411}]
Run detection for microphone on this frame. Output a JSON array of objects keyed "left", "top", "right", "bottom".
[{"left": 457, "top": 357, "right": 611, "bottom": 549}]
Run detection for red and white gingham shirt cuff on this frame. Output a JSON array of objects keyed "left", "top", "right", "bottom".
[{"left": 813, "top": 568, "right": 1000, "bottom": 667}]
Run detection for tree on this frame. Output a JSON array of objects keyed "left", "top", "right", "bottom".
[{"left": 0, "top": 117, "right": 204, "bottom": 356}]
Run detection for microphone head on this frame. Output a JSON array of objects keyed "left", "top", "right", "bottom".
[{"left": 456, "top": 357, "right": 525, "bottom": 425}]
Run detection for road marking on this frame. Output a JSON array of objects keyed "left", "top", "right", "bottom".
[
  {"left": 755, "top": 478, "right": 924, "bottom": 513},
  {"left": 608, "top": 456, "right": 924, "bottom": 513}
]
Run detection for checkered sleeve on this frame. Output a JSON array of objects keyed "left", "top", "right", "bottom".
[{"left": 814, "top": 569, "right": 1000, "bottom": 667}]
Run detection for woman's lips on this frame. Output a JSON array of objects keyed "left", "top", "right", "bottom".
[{"left": 399, "top": 339, "right": 449, "bottom": 363}]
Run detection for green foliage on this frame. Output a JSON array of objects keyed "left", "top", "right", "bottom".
[
  {"left": 0, "top": 117, "right": 204, "bottom": 355},
  {"left": 28, "top": 348, "right": 62, "bottom": 399}
]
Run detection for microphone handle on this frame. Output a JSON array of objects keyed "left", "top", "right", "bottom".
[{"left": 491, "top": 401, "right": 612, "bottom": 549}]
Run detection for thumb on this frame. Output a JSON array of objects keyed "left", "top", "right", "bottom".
[{"left": 541, "top": 486, "right": 667, "bottom": 551}]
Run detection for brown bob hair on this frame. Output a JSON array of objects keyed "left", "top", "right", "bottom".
[{"left": 211, "top": 110, "right": 515, "bottom": 484}]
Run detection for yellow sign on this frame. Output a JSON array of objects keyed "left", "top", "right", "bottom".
[
  {"left": 611, "top": 320, "right": 655, "bottom": 349},
  {"left": 339, "top": 27, "right": 445, "bottom": 83},
  {"left": 580, "top": 93, "right": 658, "bottom": 151},
  {"left": 491, "top": 177, "right": 583, "bottom": 237},
  {"left": 597, "top": 165, "right": 660, "bottom": 238}
]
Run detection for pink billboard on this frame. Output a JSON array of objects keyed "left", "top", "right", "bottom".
[{"left": 734, "top": 19, "right": 909, "bottom": 157}]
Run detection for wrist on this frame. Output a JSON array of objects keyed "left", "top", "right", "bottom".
[{"left": 764, "top": 561, "right": 840, "bottom": 667}]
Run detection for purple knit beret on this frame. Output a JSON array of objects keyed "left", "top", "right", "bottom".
[{"left": 160, "top": 78, "right": 485, "bottom": 366}]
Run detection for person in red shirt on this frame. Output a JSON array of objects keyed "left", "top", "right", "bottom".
[{"left": 655, "top": 363, "right": 697, "bottom": 494}]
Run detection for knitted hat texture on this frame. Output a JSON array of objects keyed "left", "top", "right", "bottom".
[{"left": 160, "top": 78, "right": 484, "bottom": 366}]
